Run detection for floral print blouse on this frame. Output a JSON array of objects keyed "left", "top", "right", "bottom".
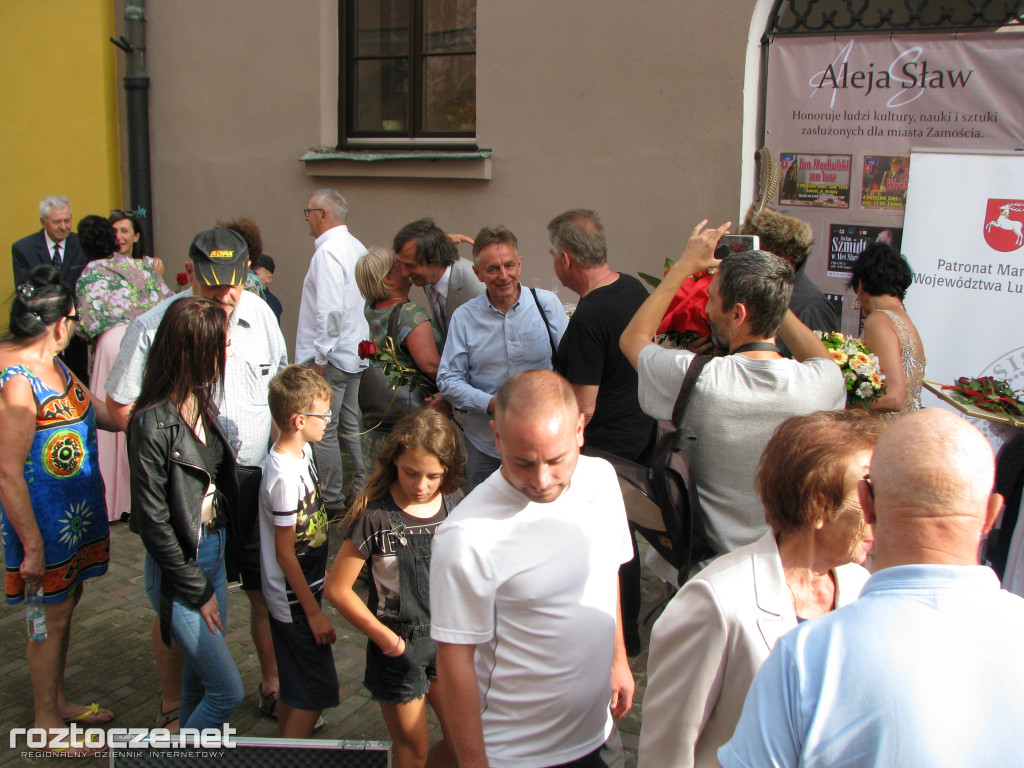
[{"left": 75, "top": 254, "right": 173, "bottom": 339}]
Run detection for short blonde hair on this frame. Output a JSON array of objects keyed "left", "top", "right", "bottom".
[{"left": 355, "top": 246, "right": 396, "bottom": 304}]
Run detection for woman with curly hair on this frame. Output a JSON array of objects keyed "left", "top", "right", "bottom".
[{"left": 848, "top": 243, "right": 925, "bottom": 419}]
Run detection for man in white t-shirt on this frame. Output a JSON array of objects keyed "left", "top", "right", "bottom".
[
  {"left": 431, "top": 370, "right": 634, "bottom": 768},
  {"left": 621, "top": 220, "right": 846, "bottom": 561}
]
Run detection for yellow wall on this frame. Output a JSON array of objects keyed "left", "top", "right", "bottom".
[{"left": 0, "top": 0, "right": 122, "bottom": 321}]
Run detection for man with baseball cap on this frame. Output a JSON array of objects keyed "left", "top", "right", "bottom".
[{"left": 106, "top": 227, "right": 289, "bottom": 732}]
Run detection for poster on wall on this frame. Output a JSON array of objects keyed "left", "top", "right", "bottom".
[
  {"left": 860, "top": 155, "right": 910, "bottom": 210},
  {"left": 764, "top": 32, "right": 1024, "bottom": 333},
  {"left": 901, "top": 150, "right": 1024, "bottom": 446},
  {"left": 827, "top": 224, "right": 904, "bottom": 278},
  {"left": 779, "top": 153, "right": 851, "bottom": 207}
]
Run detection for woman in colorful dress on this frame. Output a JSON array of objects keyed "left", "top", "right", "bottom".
[
  {"left": 0, "top": 265, "right": 117, "bottom": 754},
  {"left": 848, "top": 243, "right": 926, "bottom": 420},
  {"left": 75, "top": 212, "right": 171, "bottom": 521}
]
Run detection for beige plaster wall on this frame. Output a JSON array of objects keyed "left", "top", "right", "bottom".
[{"left": 137, "top": 0, "right": 759, "bottom": 353}]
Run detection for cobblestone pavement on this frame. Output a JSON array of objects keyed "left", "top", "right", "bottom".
[{"left": 2, "top": 521, "right": 671, "bottom": 767}]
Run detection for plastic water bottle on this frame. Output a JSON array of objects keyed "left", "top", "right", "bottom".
[{"left": 25, "top": 584, "right": 47, "bottom": 642}]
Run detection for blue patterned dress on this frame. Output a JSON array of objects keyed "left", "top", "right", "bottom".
[{"left": 0, "top": 361, "right": 110, "bottom": 603}]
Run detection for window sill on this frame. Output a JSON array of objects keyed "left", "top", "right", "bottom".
[{"left": 299, "top": 147, "right": 493, "bottom": 180}]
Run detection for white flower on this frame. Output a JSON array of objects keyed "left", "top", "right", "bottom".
[
  {"left": 857, "top": 381, "right": 874, "bottom": 399},
  {"left": 844, "top": 370, "right": 858, "bottom": 383},
  {"left": 814, "top": 330, "right": 824, "bottom": 339}
]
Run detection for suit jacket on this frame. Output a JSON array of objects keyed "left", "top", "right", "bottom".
[
  {"left": 12, "top": 230, "right": 89, "bottom": 288},
  {"left": 424, "top": 257, "right": 484, "bottom": 346},
  {"left": 638, "top": 531, "right": 870, "bottom": 768}
]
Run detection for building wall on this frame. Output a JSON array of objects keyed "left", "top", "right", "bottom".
[
  {"left": 1, "top": 0, "right": 122, "bottom": 317},
  {"left": 139, "top": 0, "right": 760, "bottom": 352}
]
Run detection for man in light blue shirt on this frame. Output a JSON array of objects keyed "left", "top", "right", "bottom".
[
  {"left": 437, "top": 226, "right": 567, "bottom": 487},
  {"left": 720, "top": 409, "right": 1024, "bottom": 768}
]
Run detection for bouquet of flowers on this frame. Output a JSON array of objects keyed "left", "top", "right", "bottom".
[
  {"left": 815, "top": 331, "right": 885, "bottom": 408},
  {"left": 358, "top": 337, "right": 437, "bottom": 397},
  {"left": 942, "top": 376, "right": 1024, "bottom": 424}
]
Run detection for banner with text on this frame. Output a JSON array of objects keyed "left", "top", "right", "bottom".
[
  {"left": 902, "top": 150, "right": 1024, "bottom": 443},
  {"left": 764, "top": 33, "right": 1024, "bottom": 333}
]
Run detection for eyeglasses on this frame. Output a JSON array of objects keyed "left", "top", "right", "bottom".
[
  {"left": 303, "top": 208, "right": 325, "bottom": 219},
  {"left": 301, "top": 410, "right": 332, "bottom": 425},
  {"left": 65, "top": 313, "right": 80, "bottom": 323}
]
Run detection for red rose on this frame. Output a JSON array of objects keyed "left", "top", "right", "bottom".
[
  {"left": 175, "top": 271, "right": 189, "bottom": 286},
  {"left": 358, "top": 340, "right": 377, "bottom": 359}
]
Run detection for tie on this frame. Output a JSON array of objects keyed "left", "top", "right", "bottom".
[
  {"left": 431, "top": 289, "right": 445, "bottom": 329},
  {"left": 52, "top": 243, "right": 62, "bottom": 270}
]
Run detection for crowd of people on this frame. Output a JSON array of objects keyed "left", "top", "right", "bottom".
[{"left": 2, "top": 190, "right": 1022, "bottom": 766}]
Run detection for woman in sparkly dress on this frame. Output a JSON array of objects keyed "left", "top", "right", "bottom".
[{"left": 849, "top": 243, "right": 926, "bottom": 420}]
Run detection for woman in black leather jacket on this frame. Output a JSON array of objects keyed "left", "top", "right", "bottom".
[{"left": 127, "top": 297, "right": 244, "bottom": 730}]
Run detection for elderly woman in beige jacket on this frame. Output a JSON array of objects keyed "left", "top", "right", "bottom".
[{"left": 638, "top": 410, "right": 883, "bottom": 768}]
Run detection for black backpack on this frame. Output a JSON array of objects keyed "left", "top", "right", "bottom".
[{"left": 583, "top": 354, "right": 713, "bottom": 585}]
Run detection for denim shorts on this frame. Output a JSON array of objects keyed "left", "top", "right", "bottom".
[
  {"left": 363, "top": 629, "right": 436, "bottom": 703},
  {"left": 269, "top": 613, "right": 340, "bottom": 711}
]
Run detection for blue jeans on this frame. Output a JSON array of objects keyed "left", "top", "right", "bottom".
[
  {"left": 144, "top": 528, "right": 244, "bottom": 730},
  {"left": 466, "top": 441, "right": 502, "bottom": 489}
]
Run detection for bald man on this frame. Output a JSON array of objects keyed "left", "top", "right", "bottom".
[
  {"left": 430, "top": 370, "right": 634, "bottom": 768},
  {"left": 721, "top": 409, "right": 1024, "bottom": 768}
]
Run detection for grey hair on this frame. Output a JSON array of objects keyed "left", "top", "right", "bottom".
[
  {"left": 39, "top": 195, "right": 72, "bottom": 219},
  {"left": 312, "top": 189, "right": 349, "bottom": 222},
  {"left": 355, "top": 246, "right": 397, "bottom": 304},
  {"left": 716, "top": 250, "right": 794, "bottom": 339},
  {"left": 547, "top": 209, "right": 607, "bottom": 269},
  {"left": 471, "top": 226, "right": 519, "bottom": 266}
]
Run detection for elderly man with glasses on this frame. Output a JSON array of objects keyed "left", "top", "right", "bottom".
[{"left": 295, "top": 189, "right": 369, "bottom": 517}]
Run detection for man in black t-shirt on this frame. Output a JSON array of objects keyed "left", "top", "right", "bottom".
[{"left": 548, "top": 208, "right": 654, "bottom": 656}]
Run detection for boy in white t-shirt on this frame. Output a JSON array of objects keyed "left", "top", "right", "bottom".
[{"left": 259, "top": 365, "right": 338, "bottom": 737}]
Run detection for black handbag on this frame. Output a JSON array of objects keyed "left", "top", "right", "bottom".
[
  {"left": 358, "top": 302, "right": 427, "bottom": 428},
  {"left": 582, "top": 354, "right": 713, "bottom": 585}
]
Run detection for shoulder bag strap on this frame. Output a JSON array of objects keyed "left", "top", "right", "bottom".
[
  {"left": 529, "top": 287, "right": 558, "bottom": 369},
  {"left": 386, "top": 300, "right": 407, "bottom": 346},
  {"left": 671, "top": 353, "right": 712, "bottom": 426}
]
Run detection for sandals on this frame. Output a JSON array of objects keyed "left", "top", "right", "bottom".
[
  {"left": 63, "top": 702, "right": 114, "bottom": 725},
  {"left": 258, "top": 683, "right": 278, "bottom": 719},
  {"left": 155, "top": 704, "right": 179, "bottom": 730}
]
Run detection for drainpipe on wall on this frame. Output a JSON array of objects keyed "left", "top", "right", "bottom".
[{"left": 111, "top": 1, "right": 153, "bottom": 249}]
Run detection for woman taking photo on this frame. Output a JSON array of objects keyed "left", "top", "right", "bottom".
[
  {"left": 639, "top": 410, "right": 883, "bottom": 768},
  {"left": 127, "top": 296, "right": 244, "bottom": 730},
  {"left": 0, "top": 266, "right": 116, "bottom": 753},
  {"left": 849, "top": 242, "right": 925, "bottom": 420}
]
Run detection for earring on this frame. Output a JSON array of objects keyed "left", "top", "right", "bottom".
[{"left": 852, "top": 296, "right": 861, "bottom": 311}]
